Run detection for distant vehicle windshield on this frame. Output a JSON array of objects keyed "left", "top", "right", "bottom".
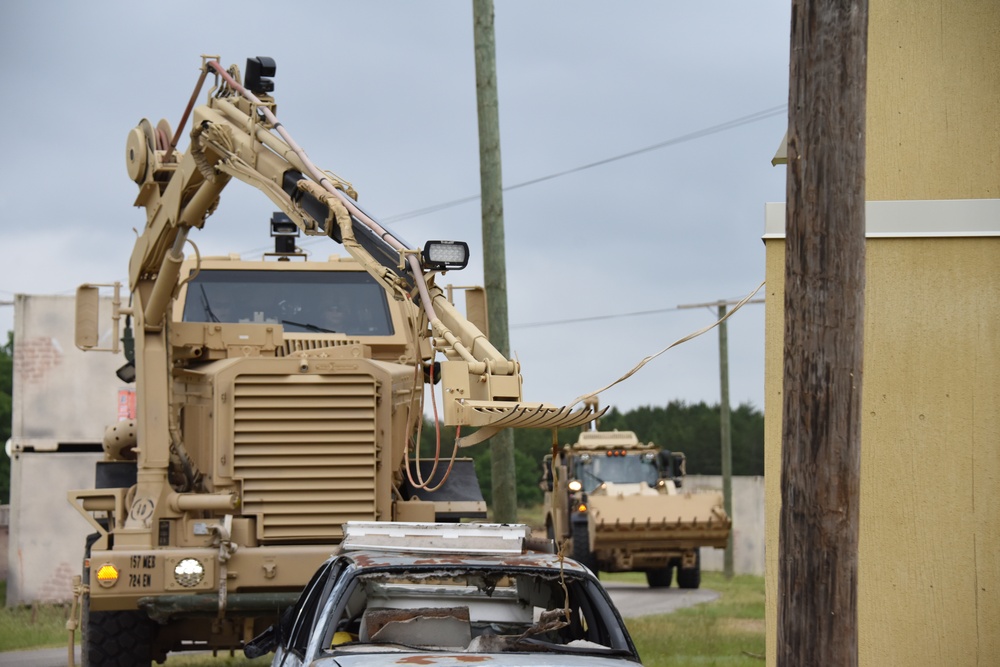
[
  {"left": 182, "top": 269, "right": 394, "bottom": 336},
  {"left": 575, "top": 455, "right": 659, "bottom": 492}
]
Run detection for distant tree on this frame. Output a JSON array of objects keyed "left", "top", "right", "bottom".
[
  {"left": 598, "top": 400, "right": 764, "bottom": 476},
  {"left": 1, "top": 331, "right": 12, "bottom": 504}
]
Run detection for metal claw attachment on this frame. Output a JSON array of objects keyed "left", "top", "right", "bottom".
[
  {"left": 459, "top": 401, "right": 606, "bottom": 429},
  {"left": 451, "top": 401, "right": 608, "bottom": 447}
]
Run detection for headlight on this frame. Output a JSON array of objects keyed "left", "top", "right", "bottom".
[
  {"left": 568, "top": 480, "right": 583, "bottom": 492},
  {"left": 174, "top": 558, "right": 205, "bottom": 587},
  {"left": 422, "top": 240, "right": 470, "bottom": 270}
]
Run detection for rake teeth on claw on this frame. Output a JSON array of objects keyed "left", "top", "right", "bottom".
[{"left": 460, "top": 402, "right": 608, "bottom": 429}]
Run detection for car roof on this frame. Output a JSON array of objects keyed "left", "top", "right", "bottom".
[
  {"left": 337, "top": 548, "right": 593, "bottom": 575},
  {"left": 331, "top": 521, "right": 593, "bottom": 576}
]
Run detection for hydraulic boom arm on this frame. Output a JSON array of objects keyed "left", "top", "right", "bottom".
[{"left": 126, "top": 55, "right": 601, "bottom": 434}]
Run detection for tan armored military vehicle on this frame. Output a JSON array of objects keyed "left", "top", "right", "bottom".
[
  {"left": 67, "top": 56, "right": 600, "bottom": 666},
  {"left": 543, "top": 427, "right": 730, "bottom": 589}
]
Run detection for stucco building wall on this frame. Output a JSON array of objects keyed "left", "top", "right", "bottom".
[{"left": 764, "top": 2, "right": 999, "bottom": 664}]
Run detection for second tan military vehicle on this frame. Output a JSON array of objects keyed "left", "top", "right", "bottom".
[{"left": 543, "top": 426, "right": 730, "bottom": 589}]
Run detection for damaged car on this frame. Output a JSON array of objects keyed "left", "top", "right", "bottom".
[{"left": 246, "top": 522, "right": 643, "bottom": 666}]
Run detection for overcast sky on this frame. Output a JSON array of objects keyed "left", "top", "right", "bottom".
[{"left": 0, "top": 1, "right": 791, "bottom": 415}]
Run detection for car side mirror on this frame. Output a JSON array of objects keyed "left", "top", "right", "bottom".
[{"left": 243, "top": 625, "right": 276, "bottom": 659}]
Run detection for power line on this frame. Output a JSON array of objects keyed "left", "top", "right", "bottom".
[
  {"left": 513, "top": 305, "right": 684, "bottom": 330},
  {"left": 382, "top": 104, "right": 786, "bottom": 224},
  {"left": 240, "top": 103, "right": 787, "bottom": 256},
  {"left": 515, "top": 295, "right": 767, "bottom": 330}
]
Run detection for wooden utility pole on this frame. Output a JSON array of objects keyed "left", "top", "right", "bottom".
[
  {"left": 472, "top": 0, "right": 517, "bottom": 522},
  {"left": 778, "top": 1, "right": 868, "bottom": 665}
]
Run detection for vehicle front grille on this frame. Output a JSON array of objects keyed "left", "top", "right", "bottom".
[
  {"left": 277, "top": 335, "right": 364, "bottom": 357},
  {"left": 232, "top": 373, "right": 378, "bottom": 543}
]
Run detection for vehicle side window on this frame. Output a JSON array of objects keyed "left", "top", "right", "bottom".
[
  {"left": 315, "top": 575, "right": 367, "bottom": 653},
  {"left": 580, "top": 579, "right": 631, "bottom": 649},
  {"left": 284, "top": 559, "right": 342, "bottom": 655}
]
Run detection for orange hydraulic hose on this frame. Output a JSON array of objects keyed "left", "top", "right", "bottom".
[{"left": 165, "top": 65, "right": 211, "bottom": 163}]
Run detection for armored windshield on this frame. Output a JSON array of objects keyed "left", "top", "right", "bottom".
[
  {"left": 574, "top": 454, "right": 659, "bottom": 492},
  {"left": 182, "top": 269, "right": 395, "bottom": 336}
]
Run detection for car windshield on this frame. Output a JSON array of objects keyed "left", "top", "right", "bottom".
[
  {"left": 575, "top": 455, "right": 659, "bottom": 492},
  {"left": 317, "top": 565, "right": 635, "bottom": 658},
  {"left": 181, "top": 269, "right": 394, "bottom": 336}
]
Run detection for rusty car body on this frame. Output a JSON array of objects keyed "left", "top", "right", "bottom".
[{"left": 248, "top": 522, "right": 643, "bottom": 666}]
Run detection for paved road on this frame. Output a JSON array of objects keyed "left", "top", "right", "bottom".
[
  {"left": 604, "top": 581, "right": 720, "bottom": 618},
  {"left": 0, "top": 647, "right": 79, "bottom": 667},
  {"left": 1, "top": 585, "right": 717, "bottom": 666}
]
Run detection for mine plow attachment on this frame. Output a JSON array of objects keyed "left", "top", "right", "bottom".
[{"left": 588, "top": 491, "right": 731, "bottom": 552}]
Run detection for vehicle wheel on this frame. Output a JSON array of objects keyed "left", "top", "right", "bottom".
[
  {"left": 571, "top": 523, "right": 598, "bottom": 575},
  {"left": 84, "top": 608, "right": 156, "bottom": 667},
  {"left": 677, "top": 551, "right": 702, "bottom": 590},
  {"left": 646, "top": 565, "right": 674, "bottom": 588}
]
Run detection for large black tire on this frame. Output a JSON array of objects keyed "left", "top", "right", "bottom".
[
  {"left": 646, "top": 564, "right": 674, "bottom": 588},
  {"left": 571, "top": 522, "right": 598, "bottom": 575},
  {"left": 83, "top": 609, "right": 157, "bottom": 667},
  {"left": 676, "top": 551, "right": 702, "bottom": 590}
]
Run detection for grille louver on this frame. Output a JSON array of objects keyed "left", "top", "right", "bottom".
[
  {"left": 276, "top": 336, "right": 364, "bottom": 357},
  {"left": 233, "top": 373, "right": 378, "bottom": 543}
]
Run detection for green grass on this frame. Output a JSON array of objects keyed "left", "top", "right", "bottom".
[
  {"left": 0, "top": 581, "right": 79, "bottom": 652},
  {"left": 614, "top": 571, "right": 766, "bottom": 666},
  {"left": 1, "top": 570, "right": 764, "bottom": 665}
]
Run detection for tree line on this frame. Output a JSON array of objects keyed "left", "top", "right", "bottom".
[{"left": 420, "top": 399, "right": 764, "bottom": 508}]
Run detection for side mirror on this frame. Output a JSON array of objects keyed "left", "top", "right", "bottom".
[
  {"left": 243, "top": 624, "right": 276, "bottom": 659},
  {"left": 75, "top": 282, "right": 126, "bottom": 353},
  {"left": 244, "top": 603, "right": 295, "bottom": 659},
  {"left": 540, "top": 454, "right": 554, "bottom": 492},
  {"left": 75, "top": 285, "right": 102, "bottom": 350}
]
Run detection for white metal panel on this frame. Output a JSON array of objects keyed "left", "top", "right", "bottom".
[
  {"left": 764, "top": 198, "right": 1000, "bottom": 239},
  {"left": 341, "top": 522, "right": 531, "bottom": 554},
  {"left": 6, "top": 452, "right": 102, "bottom": 605},
  {"left": 12, "top": 294, "right": 129, "bottom": 450}
]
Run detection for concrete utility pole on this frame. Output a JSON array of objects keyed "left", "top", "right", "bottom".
[
  {"left": 472, "top": 0, "right": 516, "bottom": 523},
  {"left": 679, "top": 297, "right": 763, "bottom": 579},
  {"left": 778, "top": 1, "right": 868, "bottom": 665},
  {"left": 717, "top": 303, "right": 733, "bottom": 579}
]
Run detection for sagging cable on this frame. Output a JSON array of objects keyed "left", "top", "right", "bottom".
[{"left": 569, "top": 279, "right": 766, "bottom": 409}]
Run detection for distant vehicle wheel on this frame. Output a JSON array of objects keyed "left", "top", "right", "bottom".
[
  {"left": 646, "top": 565, "right": 674, "bottom": 588},
  {"left": 83, "top": 609, "right": 156, "bottom": 667},
  {"left": 571, "top": 522, "right": 598, "bottom": 575},
  {"left": 677, "top": 551, "right": 702, "bottom": 589}
]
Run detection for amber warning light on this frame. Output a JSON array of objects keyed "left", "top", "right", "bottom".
[{"left": 96, "top": 564, "right": 119, "bottom": 587}]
